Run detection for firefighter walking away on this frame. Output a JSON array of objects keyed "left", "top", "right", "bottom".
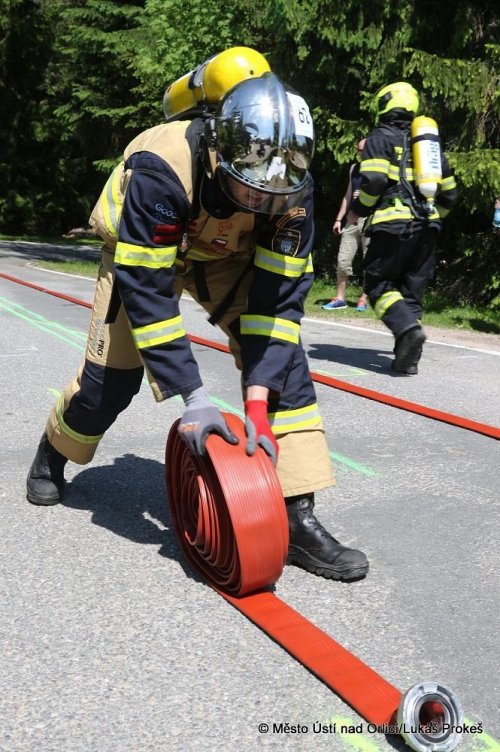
[{"left": 347, "top": 81, "right": 458, "bottom": 374}]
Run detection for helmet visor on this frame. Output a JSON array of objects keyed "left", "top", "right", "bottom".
[
  {"left": 218, "top": 171, "right": 309, "bottom": 215},
  {"left": 215, "top": 73, "right": 314, "bottom": 214}
]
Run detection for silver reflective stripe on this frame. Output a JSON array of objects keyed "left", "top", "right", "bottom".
[
  {"left": 102, "top": 164, "right": 123, "bottom": 237},
  {"left": 56, "top": 396, "right": 103, "bottom": 444},
  {"left": 240, "top": 315, "right": 300, "bottom": 344},
  {"left": 374, "top": 291, "right": 403, "bottom": 318},
  {"left": 268, "top": 403, "right": 322, "bottom": 433},
  {"left": 115, "top": 242, "right": 177, "bottom": 269},
  {"left": 254, "top": 246, "right": 309, "bottom": 277},
  {"left": 132, "top": 316, "right": 185, "bottom": 349}
]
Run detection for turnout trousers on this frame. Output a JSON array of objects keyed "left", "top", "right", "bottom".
[
  {"left": 363, "top": 226, "right": 439, "bottom": 339},
  {"left": 45, "top": 246, "right": 334, "bottom": 497}
]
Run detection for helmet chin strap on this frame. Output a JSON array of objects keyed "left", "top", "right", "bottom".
[
  {"left": 206, "top": 148, "right": 218, "bottom": 179},
  {"left": 202, "top": 118, "right": 219, "bottom": 179}
]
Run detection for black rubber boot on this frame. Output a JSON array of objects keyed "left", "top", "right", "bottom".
[
  {"left": 392, "top": 326, "right": 426, "bottom": 375},
  {"left": 26, "top": 434, "right": 68, "bottom": 506},
  {"left": 285, "top": 494, "right": 369, "bottom": 581}
]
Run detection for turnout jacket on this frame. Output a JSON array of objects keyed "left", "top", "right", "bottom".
[
  {"left": 89, "top": 120, "right": 315, "bottom": 401},
  {"left": 350, "top": 120, "right": 458, "bottom": 235}
]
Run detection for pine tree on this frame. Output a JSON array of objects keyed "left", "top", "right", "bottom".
[{"left": 0, "top": 0, "right": 54, "bottom": 232}]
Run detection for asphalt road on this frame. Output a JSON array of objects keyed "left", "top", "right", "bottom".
[{"left": 1, "top": 241, "right": 499, "bottom": 752}]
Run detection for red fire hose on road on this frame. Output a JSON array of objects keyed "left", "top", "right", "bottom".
[
  {"left": 0, "top": 271, "right": 469, "bottom": 747},
  {"left": 188, "top": 334, "right": 500, "bottom": 441},
  {"left": 166, "top": 414, "right": 463, "bottom": 752},
  {"left": 1, "top": 271, "right": 498, "bottom": 441}
]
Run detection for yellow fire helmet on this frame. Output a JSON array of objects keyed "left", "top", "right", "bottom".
[
  {"left": 163, "top": 47, "right": 271, "bottom": 122},
  {"left": 374, "top": 81, "right": 419, "bottom": 123}
]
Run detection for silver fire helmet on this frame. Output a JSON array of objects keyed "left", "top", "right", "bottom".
[{"left": 214, "top": 72, "right": 315, "bottom": 214}]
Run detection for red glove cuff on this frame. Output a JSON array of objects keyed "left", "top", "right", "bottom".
[{"left": 244, "top": 400, "right": 269, "bottom": 433}]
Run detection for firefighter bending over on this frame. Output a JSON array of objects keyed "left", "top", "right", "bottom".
[{"left": 26, "top": 48, "right": 369, "bottom": 582}]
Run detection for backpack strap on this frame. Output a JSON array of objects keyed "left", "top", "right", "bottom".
[
  {"left": 375, "top": 124, "right": 428, "bottom": 221},
  {"left": 176, "top": 118, "right": 210, "bottom": 261}
]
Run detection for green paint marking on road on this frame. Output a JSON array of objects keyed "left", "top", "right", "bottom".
[
  {"left": 480, "top": 735, "right": 500, "bottom": 752},
  {"left": 330, "top": 451, "right": 377, "bottom": 477},
  {"left": 0, "top": 297, "right": 86, "bottom": 350},
  {"left": 330, "top": 717, "right": 381, "bottom": 752},
  {"left": 326, "top": 714, "right": 499, "bottom": 752},
  {"left": 211, "top": 398, "right": 378, "bottom": 477},
  {"left": 210, "top": 396, "right": 243, "bottom": 418},
  {"left": 464, "top": 718, "right": 500, "bottom": 751},
  {"left": 0, "top": 296, "right": 87, "bottom": 340}
]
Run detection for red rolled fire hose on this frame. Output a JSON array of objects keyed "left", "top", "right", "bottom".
[{"left": 165, "top": 413, "right": 463, "bottom": 752}]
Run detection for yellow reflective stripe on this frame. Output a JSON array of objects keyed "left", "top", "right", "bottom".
[
  {"left": 268, "top": 403, "right": 321, "bottom": 434},
  {"left": 360, "top": 159, "right": 389, "bottom": 174},
  {"left": 359, "top": 189, "right": 378, "bottom": 207},
  {"left": 372, "top": 205, "right": 440, "bottom": 222},
  {"left": 305, "top": 253, "right": 313, "bottom": 273},
  {"left": 255, "top": 245, "right": 309, "bottom": 277},
  {"left": 440, "top": 176, "right": 457, "bottom": 190},
  {"left": 374, "top": 291, "right": 403, "bottom": 318},
  {"left": 115, "top": 242, "right": 177, "bottom": 269},
  {"left": 240, "top": 314, "right": 300, "bottom": 344},
  {"left": 387, "top": 166, "right": 414, "bottom": 180},
  {"left": 132, "top": 316, "right": 185, "bottom": 348},
  {"left": 437, "top": 206, "right": 451, "bottom": 218},
  {"left": 372, "top": 206, "right": 414, "bottom": 223},
  {"left": 56, "top": 396, "right": 103, "bottom": 445},
  {"left": 102, "top": 164, "right": 123, "bottom": 238}
]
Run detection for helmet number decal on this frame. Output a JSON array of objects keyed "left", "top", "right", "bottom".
[{"left": 286, "top": 93, "right": 313, "bottom": 139}]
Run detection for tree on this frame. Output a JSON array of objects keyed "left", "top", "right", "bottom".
[
  {"left": 265, "top": 0, "right": 500, "bottom": 306},
  {"left": 0, "top": 0, "right": 54, "bottom": 232},
  {"left": 131, "top": 0, "right": 271, "bottom": 119},
  {"left": 0, "top": 0, "right": 146, "bottom": 233},
  {"left": 41, "top": 0, "right": 146, "bottom": 230},
  {"left": 1, "top": 0, "right": 498, "bottom": 307}
]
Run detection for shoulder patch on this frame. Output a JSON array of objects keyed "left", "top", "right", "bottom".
[
  {"left": 272, "top": 228, "right": 301, "bottom": 257},
  {"left": 276, "top": 207, "right": 307, "bottom": 229}
]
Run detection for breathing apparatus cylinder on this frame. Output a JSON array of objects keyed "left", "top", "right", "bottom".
[
  {"left": 411, "top": 115, "right": 442, "bottom": 211},
  {"left": 163, "top": 46, "right": 271, "bottom": 122}
]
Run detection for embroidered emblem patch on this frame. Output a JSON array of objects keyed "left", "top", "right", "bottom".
[{"left": 272, "top": 228, "right": 301, "bottom": 257}]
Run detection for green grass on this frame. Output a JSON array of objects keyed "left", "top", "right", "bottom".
[
  {"left": 311, "top": 278, "right": 500, "bottom": 333},
  {"left": 35, "top": 259, "right": 100, "bottom": 278},
  {"left": 24, "top": 254, "right": 500, "bottom": 336},
  {"left": 0, "top": 232, "right": 101, "bottom": 247}
]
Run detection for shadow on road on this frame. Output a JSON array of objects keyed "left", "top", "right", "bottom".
[
  {"left": 63, "top": 452, "right": 205, "bottom": 585},
  {"left": 307, "top": 342, "right": 409, "bottom": 377},
  {"left": 0, "top": 239, "right": 100, "bottom": 263}
]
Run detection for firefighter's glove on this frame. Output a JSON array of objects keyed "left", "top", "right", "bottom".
[
  {"left": 244, "top": 400, "right": 279, "bottom": 466},
  {"left": 179, "top": 387, "right": 238, "bottom": 456}
]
